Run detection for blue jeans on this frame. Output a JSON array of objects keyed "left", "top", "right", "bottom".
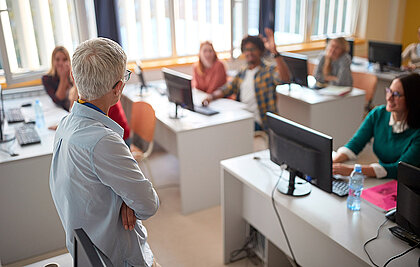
[{"left": 254, "top": 122, "right": 263, "bottom": 131}]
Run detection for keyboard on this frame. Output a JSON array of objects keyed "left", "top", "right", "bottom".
[
  {"left": 389, "top": 226, "right": 420, "bottom": 246},
  {"left": 193, "top": 105, "right": 219, "bottom": 116},
  {"left": 15, "top": 125, "right": 41, "bottom": 146},
  {"left": 6, "top": 108, "right": 25, "bottom": 123},
  {"left": 332, "top": 178, "right": 349, "bottom": 197}
]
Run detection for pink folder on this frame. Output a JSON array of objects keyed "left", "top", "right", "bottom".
[{"left": 361, "top": 180, "right": 397, "bottom": 212}]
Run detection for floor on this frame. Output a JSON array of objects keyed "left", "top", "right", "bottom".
[{"left": 4, "top": 136, "right": 376, "bottom": 267}]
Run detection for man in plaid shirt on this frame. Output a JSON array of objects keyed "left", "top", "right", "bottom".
[{"left": 203, "top": 28, "right": 290, "bottom": 130}]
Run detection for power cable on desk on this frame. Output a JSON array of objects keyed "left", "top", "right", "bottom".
[
  {"left": 271, "top": 165, "right": 299, "bottom": 266},
  {"left": 364, "top": 218, "right": 420, "bottom": 267},
  {"left": 363, "top": 218, "right": 389, "bottom": 267},
  {"left": 382, "top": 242, "right": 420, "bottom": 267}
]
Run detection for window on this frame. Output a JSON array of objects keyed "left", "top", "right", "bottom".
[
  {"left": 118, "top": 0, "right": 231, "bottom": 61},
  {"left": 274, "top": 0, "right": 306, "bottom": 44},
  {"left": 311, "top": 0, "right": 360, "bottom": 39},
  {"left": 0, "top": 0, "right": 95, "bottom": 85},
  {"left": 232, "top": 0, "right": 360, "bottom": 52},
  {"left": 119, "top": 0, "right": 172, "bottom": 61}
]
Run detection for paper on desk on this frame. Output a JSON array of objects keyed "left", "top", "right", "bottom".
[{"left": 317, "top": 86, "right": 352, "bottom": 96}]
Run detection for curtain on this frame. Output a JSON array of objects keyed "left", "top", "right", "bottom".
[
  {"left": 258, "top": 0, "right": 276, "bottom": 36},
  {"left": 94, "top": 0, "right": 121, "bottom": 45}
]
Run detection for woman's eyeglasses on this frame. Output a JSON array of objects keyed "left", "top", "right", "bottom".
[
  {"left": 113, "top": 69, "right": 132, "bottom": 89},
  {"left": 385, "top": 87, "right": 404, "bottom": 98}
]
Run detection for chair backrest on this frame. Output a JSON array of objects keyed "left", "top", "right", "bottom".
[
  {"left": 130, "top": 101, "right": 156, "bottom": 143},
  {"left": 351, "top": 71, "right": 378, "bottom": 103},
  {"left": 73, "top": 228, "right": 113, "bottom": 267},
  {"left": 307, "top": 61, "right": 316, "bottom": 76}
]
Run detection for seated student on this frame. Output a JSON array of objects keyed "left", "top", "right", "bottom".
[
  {"left": 333, "top": 73, "right": 420, "bottom": 178},
  {"left": 401, "top": 26, "right": 420, "bottom": 70},
  {"left": 314, "top": 37, "right": 352, "bottom": 87},
  {"left": 192, "top": 41, "right": 227, "bottom": 94},
  {"left": 42, "top": 46, "right": 72, "bottom": 111},
  {"left": 202, "top": 28, "right": 290, "bottom": 131},
  {"left": 44, "top": 47, "right": 131, "bottom": 144}
]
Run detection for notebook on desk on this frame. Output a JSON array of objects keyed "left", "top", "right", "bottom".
[
  {"left": 317, "top": 86, "right": 353, "bottom": 96},
  {"left": 361, "top": 180, "right": 397, "bottom": 212}
]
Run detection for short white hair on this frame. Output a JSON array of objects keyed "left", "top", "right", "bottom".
[{"left": 72, "top": 38, "right": 127, "bottom": 101}]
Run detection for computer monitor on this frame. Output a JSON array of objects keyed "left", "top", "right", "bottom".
[
  {"left": 396, "top": 162, "right": 420, "bottom": 237},
  {"left": 267, "top": 112, "right": 333, "bottom": 196},
  {"left": 135, "top": 61, "right": 148, "bottom": 96},
  {"left": 162, "top": 67, "right": 194, "bottom": 119},
  {"left": 368, "top": 41, "right": 402, "bottom": 72},
  {"left": 73, "top": 228, "right": 113, "bottom": 267},
  {"left": 326, "top": 37, "right": 354, "bottom": 59},
  {"left": 281, "top": 52, "right": 309, "bottom": 87}
]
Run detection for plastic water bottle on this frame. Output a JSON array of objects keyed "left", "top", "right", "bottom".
[
  {"left": 34, "top": 99, "right": 46, "bottom": 129},
  {"left": 347, "top": 164, "right": 365, "bottom": 211}
]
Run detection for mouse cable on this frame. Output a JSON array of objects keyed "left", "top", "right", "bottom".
[
  {"left": 363, "top": 218, "right": 389, "bottom": 267},
  {"left": 382, "top": 242, "right": 420, "bottom": 267},
  {"left": 271, "top": 165, "right": 299, "bottom": 266}
]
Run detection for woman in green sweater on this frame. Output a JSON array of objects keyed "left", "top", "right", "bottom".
[{"left": 333, "top": 73, "right": 420, "bottom": 178}]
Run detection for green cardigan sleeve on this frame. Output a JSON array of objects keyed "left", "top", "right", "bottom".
[
  {"left": 380, "top": 133, "right": 420, "bottom": 178},
  {"left": 344, "top": 107, "right": 377, "bottom": 155}
]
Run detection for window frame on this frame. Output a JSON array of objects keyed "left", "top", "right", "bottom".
[
  {"left": 0, "top": 0, "right": 362, "bottom": 88},
  {"left": 0, "top": 0, "right": 95, "bottom": 87}
]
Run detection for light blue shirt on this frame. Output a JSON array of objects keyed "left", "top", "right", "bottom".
[{"left": 50, "top": 102, "right": 159, "bottom": 266}]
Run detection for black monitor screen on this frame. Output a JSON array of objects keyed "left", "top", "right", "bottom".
[
  {"left": 267, "top": 112, "right": 333, "bottom": 195},
  {"left": 396, "top": 162, "right": 420, "bottom": 237},
  {"left": 281, "top": 52, "right": 308, "bottom": 87},
  {"left": 162, "top": 68, "right": 194, "bottom": 112},
  {"left": 368, "top": 41, "right": 402, "bottom": 71}
]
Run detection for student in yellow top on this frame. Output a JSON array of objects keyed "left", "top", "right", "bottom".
[
  {"left": 314, "top": 37, "right": 352, "bottom": 87},
  {"left": 402, "top": 26, "right": 420, "bottom": 70}
]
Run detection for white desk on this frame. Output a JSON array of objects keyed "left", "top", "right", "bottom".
[
  {"left": 276, "top": 85, "right": 365, "bottom": 150},
  {"left": 0, "top": 87, "right": 68, "bottom": 264},
  {"left": 222, "top": 150, "right": 420, "bottom": 267},
  {"left": 121, "top": 83, "right": 254, "bottom": 214}
]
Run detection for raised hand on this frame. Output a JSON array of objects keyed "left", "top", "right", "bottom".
[
  {"left": 57, "top": 62, "right": 71, "bottom": 79},
  {"left": 262, "top": 27, "right": 277, "bottom": 54}
]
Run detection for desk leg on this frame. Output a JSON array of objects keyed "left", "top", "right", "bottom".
[{"left": 222, "top": 168, "right": 247, "bottom": 264}]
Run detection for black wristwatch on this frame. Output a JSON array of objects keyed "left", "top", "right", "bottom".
[{"left": 273, "top": 51, "right": 281, "bottom": 58}]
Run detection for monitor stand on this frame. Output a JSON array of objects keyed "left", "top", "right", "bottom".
[
  {"left": 277, "top": 168, "right": 311, "bottom": 197},
  {"left": 169, "top": 103, "right": 184, "bottom": 119},
  {"left": 138, "top": 85, "right": 151, "bottom": 97}
]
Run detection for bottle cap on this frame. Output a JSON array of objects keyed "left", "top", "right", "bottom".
[{"left": 354, "top": 164, "right": 362, "bottom": 173}]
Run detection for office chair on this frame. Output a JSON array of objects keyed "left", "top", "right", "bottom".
[
  {"left": 73, "top": 228, "right": 113, "bottom": 267},
  {"left": 307, "top": 61, "right": 316, "bottom": 76},
  {"left": 351, "top": 71, "right": 378, "bottom": 115},
  {"left": 130, "top": 101, "right": 156, "bottom": 185}
]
